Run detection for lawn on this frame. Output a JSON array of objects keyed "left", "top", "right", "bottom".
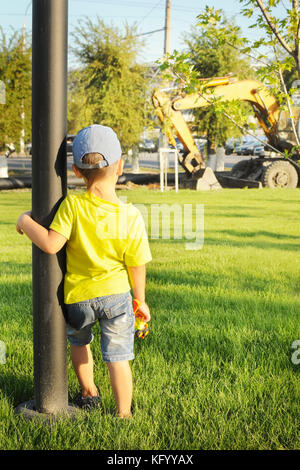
[{"left": 0, "top": 187, "right": 299, "bottom": 450}]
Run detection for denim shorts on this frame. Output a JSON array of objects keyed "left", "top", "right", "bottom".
[{"left": 65, "top": 291, "right": 135, "bottom": 362}]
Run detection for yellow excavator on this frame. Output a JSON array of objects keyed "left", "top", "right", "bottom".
[{"left": 152, "top": 76, "right": 300, "bottom": 188}]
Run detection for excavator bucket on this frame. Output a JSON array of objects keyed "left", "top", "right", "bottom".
[
  {"left": 181, "top": 167, "right": 222, "bottom": 190},
  {"left": 178, "top": 151, "right": 222, "bottom": 190}
]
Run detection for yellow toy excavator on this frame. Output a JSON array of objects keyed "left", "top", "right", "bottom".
[{"left": 152, "top": 76, "right": 300, "bottom": 188}]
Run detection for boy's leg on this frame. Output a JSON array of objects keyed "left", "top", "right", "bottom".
[
  {"left": 70, "top": 344, "right": 99, "bottom": 397},
  {"left": 106, "top": 360, "right": 133, "bottom": 418}
]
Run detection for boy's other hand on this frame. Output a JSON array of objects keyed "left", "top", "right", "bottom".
[
  {"left": 16, "top": 211, "right": 32, "bottom": 234},
  {"left": 136, "top": 301, "right": 151, "bottom": 322}
]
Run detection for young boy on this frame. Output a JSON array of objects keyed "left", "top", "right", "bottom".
[{"left": 16, "top": 124, "right": 152, "bottom": 418}]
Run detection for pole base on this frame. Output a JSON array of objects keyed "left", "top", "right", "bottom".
[{"left": 15, "top": 400, "right": 80, "bottom": 421}]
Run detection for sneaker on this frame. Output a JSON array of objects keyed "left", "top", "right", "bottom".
[{"left": 74, "top": 393, "right": 102, "bottom": 411}]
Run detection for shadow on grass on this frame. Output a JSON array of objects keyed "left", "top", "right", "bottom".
[
  {"left": 213, "top": 230, "right": 300, "bottom": 240},
  {"left": 146, "top": 265, "right": 298, "bottom": 324},
  {"left": 207, "top": 213, "right": 260, "bottom": 218},
  {"left": 0, "top": 278, "right": 32, "bottom": 322},
  {"left": 149, "top": 234, "right": 300, "bottom": 251},
  {"left": 258, "top": 198, "right": 300, "bottom": 204},
  {"left": 148, "top": 264, "right": 300, "bottom": 299},
  {"left": 203, "top": 236, "right": 299, "bottom": 251},
  {"left": 0, "top": 370, "right": 33, "bottom": 406},
  {"left": 203, "top": 228, "right": 300, "bottom": 250}
]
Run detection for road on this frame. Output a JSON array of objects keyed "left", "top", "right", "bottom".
[{"left": 6, "top": 152, "right": 252, "bottom": 173}]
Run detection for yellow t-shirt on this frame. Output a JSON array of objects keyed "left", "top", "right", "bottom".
[{"left": 49, "top": 192, "right": 152, "bottom": 304}]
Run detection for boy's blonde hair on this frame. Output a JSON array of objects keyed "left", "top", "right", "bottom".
[{"left": 77, "top": 153, "right": 118, "bottom": 182}]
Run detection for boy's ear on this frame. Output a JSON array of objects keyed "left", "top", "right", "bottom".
[
  {"left": 72, "top": 164, "right": 83, "bottom": 179},
  {"left": 116, "top": 159, "right": 124, "bottom": 176}
]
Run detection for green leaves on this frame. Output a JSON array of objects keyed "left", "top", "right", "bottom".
[
  {"left": 0, "top": 27, "right": 31, "bottom": 152},
  {"left": 197, "top": 7, "right": 246, "bottom": 49},
  {"left": 69, "top": 18, "right": 150, "bottom": 152},
  {"left": 157, "top": 50, "right": 200, "bottom": 94},
  {"left": 156, "top": 13, "right": 253, "bottom": 147},
  {"left": 195, "top": 2, "right": 300, "bottom": 148}
]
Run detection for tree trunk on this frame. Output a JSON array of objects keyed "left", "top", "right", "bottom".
[
  {"left": 131, "top": 146, "right": 140, "bottom": 173},
  {"left": 295, "top": 53, "right": 300, "bottom": 80}
]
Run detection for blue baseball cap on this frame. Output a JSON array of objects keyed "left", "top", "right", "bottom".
[{"left": 72, "top": 124, "right": 122, "bottom": 169}]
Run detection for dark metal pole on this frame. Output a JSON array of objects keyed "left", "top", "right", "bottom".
[{"left": 31, "top": 0, "right": 68, "bottom": 414}]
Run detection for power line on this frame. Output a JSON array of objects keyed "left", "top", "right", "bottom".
[
  {"left": 71, "top": 0, "right": 163, "bottom": 7},
  {"left": 133, "top": 27, "right": 165, "bottom": 38},
  {"left": 70, "top": 0, "right": 200, "bottom": 13},
  {"left": 136, "top": 0, "right": 164, "bottom": 28},
  {"left": 0, "top": 12, "right": 167, "bottom": 21}
]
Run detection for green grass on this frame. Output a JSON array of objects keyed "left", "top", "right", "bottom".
[{"left": 0, "top": 187, "right": 299, "bottom": 450}]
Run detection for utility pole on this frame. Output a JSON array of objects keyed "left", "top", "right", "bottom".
[
  {"left": 164, "top": 0, "right": 171, "bottom": 55},
  {"left": 160, "top": 0, "right": 172, "bottom": 150}
]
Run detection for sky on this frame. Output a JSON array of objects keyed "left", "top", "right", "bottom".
[{"left": 0, "top": 0, "right": 286, "bottom": 67}]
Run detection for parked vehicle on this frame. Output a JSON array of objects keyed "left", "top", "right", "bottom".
[
  {"left": 138, "top": 139, "right": 157, "bottom": 152},
  {"left": 225, "top": 138, "right": 235, "bottom": 155},
  {"left": 195, "top": 138, "right": 207, "bottom": 153},
  {"left": 225, "top": 137, "right": 240, "bottom": 154},
  {"left": 175, "top": 137, "right": 184, "bottom": 152},
  {"left": 26, "top": 143, "right": 32, "bottom": 155},
  {"left": 5, "top": 143, "right": 15, "bottom": 158},
  {"left": 244, "top": 141, "right": 260, "bottom": 155},
  {"left": 237, "top": 141, "right": 255, "bottom": 155},
  {"left": 67, "top": 135, "right": 76, "bottom": 156},
  {"left": 253, "top": 145, "right": 265, "bottom": 157},
  {"left": 235, "top": 143, "right": 243, "bottom": 155},
  {"left": 239, "top": 142, "right": 250, "bottom": 155},
  {"left": 26, "top": 135, "right": 75, "bottom": 157}
]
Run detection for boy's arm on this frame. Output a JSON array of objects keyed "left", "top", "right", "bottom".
[
  {"left": 16, "top": 211, "right": 67, "bottom": 255},
  {"left": 127, "top": 264, "right": 151, "bottom": 322}
]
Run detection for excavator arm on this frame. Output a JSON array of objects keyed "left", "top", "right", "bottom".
[
  {"left": 153, "top": 91, "right": 205, "bottom": 172},
  {"left": 152, "top": 77, "right": 280, "bottom": 174}
]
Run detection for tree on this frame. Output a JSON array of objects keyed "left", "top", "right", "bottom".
[
  {"left": 69, "top": 18, "right": 150, "bottom": 152},
  {"left": 197, "top": 1, "right": 300, "bottom": 149},
  {"left": 250, "top": 0, "right": 300, "bottom": 78},
  {"left": 183, "top": 21, "right": 253, "bottom": 150},
  {"left": 158, "top": 18, "right": 254, "bottom": 153},
  {"left": 0, "top": 27, "right": 31, "bottom": 153},
  {"left": 67, "top": 69, "right": 94, "bottom": 134},
  {"left": 156, "top": 2, "right": 300, "bottom": 157}
]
